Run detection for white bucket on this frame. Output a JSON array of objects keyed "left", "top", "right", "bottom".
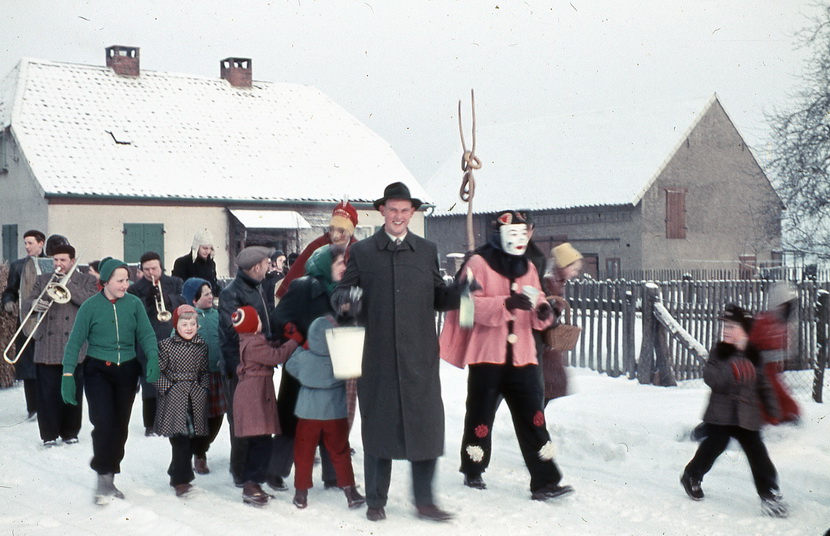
[{"left": 325, "top": 326, "right": 365, "bottom": 379}]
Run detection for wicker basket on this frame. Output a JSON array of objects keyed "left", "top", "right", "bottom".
[{"left": 544, "top": 296, "right": 581, "bottom": 352}]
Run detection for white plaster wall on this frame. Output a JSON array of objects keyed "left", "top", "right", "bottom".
[{"left": 47, "top": 204, "right": 231, "bottom": 277}]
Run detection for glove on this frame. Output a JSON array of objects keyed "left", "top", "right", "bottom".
[
  {"left": 33, "top": 298, "right": 51, "bottom": 313},
  {"left": 61, "top": 374, "right": 77, "bottom": 406},
  {"left": 146, "top": 356, "right": 160, "bottom": 383},
  {"left": 536, "top": 300, "right": 553, "bottom": 321},
  {"left": 731, "top": 358, "right": 756, "bottom": 384},
  {"left": 283, "top": 322, "right": 304, "bottom": 345},
  {"left": 3, "top": 300, "right": 16, "bottom": 314},
  {"left": 505, "top": 293, "right": 533, "bottom": 311}
]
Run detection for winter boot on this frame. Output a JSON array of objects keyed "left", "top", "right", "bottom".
[
  {"left": 265, "top": 475, "right": 289, "bottom": 492},
  {"left": 293, "top": 489, "right": 308, "bottom": 509},
  {"left": 174, "top": 483, "right": 193, "bottom": 497},
  {"left": 530, "top": 483, "right": 575, "bottom": 501},
  {"left": 760, "top": 491, "right": 788, "bottom": 518},
  {"left": 193, "top": 455, "right": 210, "bottom": 475},
  {"left": 463, "top": 473, "right": 486, "bottom": 490},
  {"left": 95, "top": 473, "right": 125, "bottom": 504},
  {"left": 680, "top": 472, "right": 704, "bottom": 501},
  {"left": 343, "top": 486, "right": 366, "bottom": 509},
  {"left": 242, "top": 481, "right": 270, "bottom": 507}
]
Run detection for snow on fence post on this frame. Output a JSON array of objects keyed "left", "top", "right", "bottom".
[{"left": 813, "top": 289, "right": 829, "bottom": 403}]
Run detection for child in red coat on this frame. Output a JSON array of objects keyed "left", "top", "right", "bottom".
[{"left": 231, "top": 306, "right": 299, "bottom": 506}]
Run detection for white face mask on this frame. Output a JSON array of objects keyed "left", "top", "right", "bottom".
[{"left": 500, "top": 224, "right": 529, "bottom": 256}]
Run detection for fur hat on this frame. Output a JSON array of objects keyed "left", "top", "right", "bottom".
[
  {"left": 172, "top": 304, "right": 198, "bottom": 328},
  {"left": 236, "top": 246, "right": 275, "bottom": 270},
  {"left": 331, "top": 201, "right": 358, "bottom": 234},
  {"left": 232, "top": 305, "right": 260, "bottom": 334},
  {"left": 191, "top": 229, "right": 215, "bottom": 261},
  {"left": 719, "top": 303, "right": 753, "bottom": 334},
  {"left": 552, "top": 243, "right": 583, "bottom": 269},
  {"left": 50, "top": 244, "right": 76, "bottom": 258},
  {"left": 98, "top": 257, "right": 128, "bottom": 283}
]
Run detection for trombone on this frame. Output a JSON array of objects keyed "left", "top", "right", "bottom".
[
  {"left": 151, "top": 276, "right": 172, "bottom": 322},
  {"left": 3, "top": 256, "right": 80, "bottom": 364}
]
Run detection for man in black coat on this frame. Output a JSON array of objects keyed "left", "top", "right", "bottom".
[
  {"left": 2, "top": 229, "right": 47, "bottom": 418},
  {"left": 218, "top": 245, "right": 274, "bottom": 486},
  {"left": 127, "top": 251, "right": 185, "bottom": 436},
  {"left": 333, "top": 182, "right": 462, "bottom": 522}
]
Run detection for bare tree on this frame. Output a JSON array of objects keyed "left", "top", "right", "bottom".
[{"left": 767, "top": 3, "right": 830, "bottom": 258}]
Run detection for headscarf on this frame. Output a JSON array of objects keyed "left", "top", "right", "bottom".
[{"left": 304, "top": 245, "right": 338, "bottom": 295}]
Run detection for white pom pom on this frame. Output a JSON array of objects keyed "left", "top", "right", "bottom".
[
  {"left": 538, "top": 441, "right": 556, "bottom": 461},
  {"left": 466, "top": 445, "right": 485, "bottom": 463}
]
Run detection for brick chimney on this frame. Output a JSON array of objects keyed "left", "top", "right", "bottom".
[
  {"left": 106, "top": 45, "right": 140, "bottom": 76},
  {"left": 220, "top": 58, "right": 252, "bottom": 88}
]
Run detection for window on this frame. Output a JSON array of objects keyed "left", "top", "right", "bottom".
[
  {"left": 582, "top": 253, "right": 599, "bottom": 279},
  {"left": 665, "top": 188, "right": 687, "bottom": 239},
  {"left": 2, "top": 224, "right": 17, "bottom": 262},
  {"left": 123, "top": 223, "right": 165, "bottom": 265}
]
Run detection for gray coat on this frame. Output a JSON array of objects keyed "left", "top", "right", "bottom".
[
  {"left": 334, "top": 230, "right": 460, "bottom": 461},
  {"left": 154, "top": 334, "right": 210, "bottom": 437},
  {"left": 702, "top": 342, "right": 779, "bottom": 431},
  {"left": 23, "top": 270, "right": 98, "bottom": 365}
]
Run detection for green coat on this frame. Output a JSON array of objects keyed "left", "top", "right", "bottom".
[{"left": 62, "top": 291, "right": 159, "bottom": 374}]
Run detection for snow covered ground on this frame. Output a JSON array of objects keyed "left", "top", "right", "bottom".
[{"left": 1, "top": 365, "right": 828, "bottom": 536}]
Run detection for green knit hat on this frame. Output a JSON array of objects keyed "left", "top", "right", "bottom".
[{"left": 98, "top": 256, "right": 128, "bottom": 283}]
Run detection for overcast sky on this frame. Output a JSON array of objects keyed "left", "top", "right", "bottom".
[{"left": 0, "top": 0, "right": 819, "bottom": 182}]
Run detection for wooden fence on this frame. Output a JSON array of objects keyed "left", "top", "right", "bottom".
[{"left": 558, "top": 278, "right": 830, "bottom": 399}]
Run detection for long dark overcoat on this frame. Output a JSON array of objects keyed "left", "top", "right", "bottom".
[{"left": 335, "top": 230, "right": 460, "bottom": 461}]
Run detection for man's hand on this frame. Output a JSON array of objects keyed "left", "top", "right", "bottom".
[
  {"left": 32, "top": 299, "right": 50, "bottom": 314},
  {"left": 3, "top": 301, "right": 16, "bottom": 314}
]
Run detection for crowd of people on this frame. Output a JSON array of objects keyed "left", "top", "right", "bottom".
[{"left": 1, "top": 182, "right": 799, "bottom": 519}]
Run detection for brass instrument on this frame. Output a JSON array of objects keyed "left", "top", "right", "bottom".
[
  {"left": 3, "top": 256, "right": 80, "bottom": 364},
  {"left": 152, "top": 276, "right": 172, "bottom": 322}
]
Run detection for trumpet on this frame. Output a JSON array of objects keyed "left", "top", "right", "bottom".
[
  {"left": 3, "top": 256, "right": 80, "bottom": 365},
  {"left": 151, "top": 276, "right": 172, "bottom": 322}
]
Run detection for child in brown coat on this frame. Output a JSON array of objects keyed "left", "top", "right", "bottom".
[{"left": 232, "top": 305, "right": 299, "bottom": 506}]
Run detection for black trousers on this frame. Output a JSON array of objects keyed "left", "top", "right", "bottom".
[
  {"left": 221, "top": 373, "right": 248, "bottom": 480},
  {"left": 36, "top": 363, "right": 83, "bottom": 442},
  {"left": 364, "top": 454, "right": 436, "bottom": 509},
  {"left": 242, "top": 435, "right": 273, "bottom": 484},
  {"left": 84, "top": 358, "right": 140, "bottom": 475},
  {"left": 685, "top": 424, "right": 779, "bottom": 497},
  {"left": 460, "top": 363, "right": 562, "bottom": 492},
  {"left": 192, "top": 415, "right": 224, "bottom": 458},
  {"left": 169, "top": 436, "right": 197, "bottom": 486}
]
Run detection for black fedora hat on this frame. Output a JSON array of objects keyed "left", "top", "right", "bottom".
[{"left": 373, "top": 182, "right": 423, "bottom": 210}]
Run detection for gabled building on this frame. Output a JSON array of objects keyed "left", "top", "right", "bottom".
[
  {"left": 0, "top": 46, "right": 427, "bottom": 276},
  {"left": 424, "top": 95, "right": 783, "bottom": 279}
]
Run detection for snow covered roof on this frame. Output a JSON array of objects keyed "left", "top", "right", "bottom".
[
  {"left": 424, "top": 95, "right": 722, "bottom": 216},
  {"left": 1, "top": 58, "right": 426, "bottom": 204}
]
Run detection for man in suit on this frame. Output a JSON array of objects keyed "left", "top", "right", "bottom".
[{"left": 333, "top": 182, "right": 462, "bottom": 522}]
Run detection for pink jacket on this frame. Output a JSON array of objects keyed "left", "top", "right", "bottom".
[
  {"left": 233, "top": 333, "right": 298, "bottom": 437},
  {"left": 440, "top": 254, "right": 552, "bottom": 368}
]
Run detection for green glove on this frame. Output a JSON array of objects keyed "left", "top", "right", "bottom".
[
  {"left": 61, "top": 374, "right": 78, "bottom": 406},
  {"left": 146, "top": 356, "right": 160, "bottom": 383}
]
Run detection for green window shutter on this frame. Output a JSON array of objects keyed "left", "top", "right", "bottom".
[
  {"left": 2, "top": 224, "right": 18, "bottom": 262},
  {"left": 123, "top": 223, "right": 165, "bottom": 265}
]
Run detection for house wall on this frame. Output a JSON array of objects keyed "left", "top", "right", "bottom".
[
  {"left": 427, "top": 206, "right": 641, "bottom": 277},
  {"left": 639, "top": 100, "right": 782, "bottom": 271},
  {"left": 0, "top": 130, "right": 49, "bottom": 261},
  {"left": 47, "top": 204, "right": 230, "bottom": 277}
]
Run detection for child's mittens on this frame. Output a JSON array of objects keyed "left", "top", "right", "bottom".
[
  {"left": 731, "top": 358, "right": 756, "bottom": 384},
  {"left": 283, "top": 322, "right": 305, "bottom": 346}
]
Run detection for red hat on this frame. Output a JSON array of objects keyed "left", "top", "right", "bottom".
[
  {"left": 331, "top": 201, "right": 358, "bottom": 234},
  {"left": 232, "top": 306, "right": 260, "bottom": 334},
  {"left": 172, "top": 304, "right": 198, "bottom": 328}
]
